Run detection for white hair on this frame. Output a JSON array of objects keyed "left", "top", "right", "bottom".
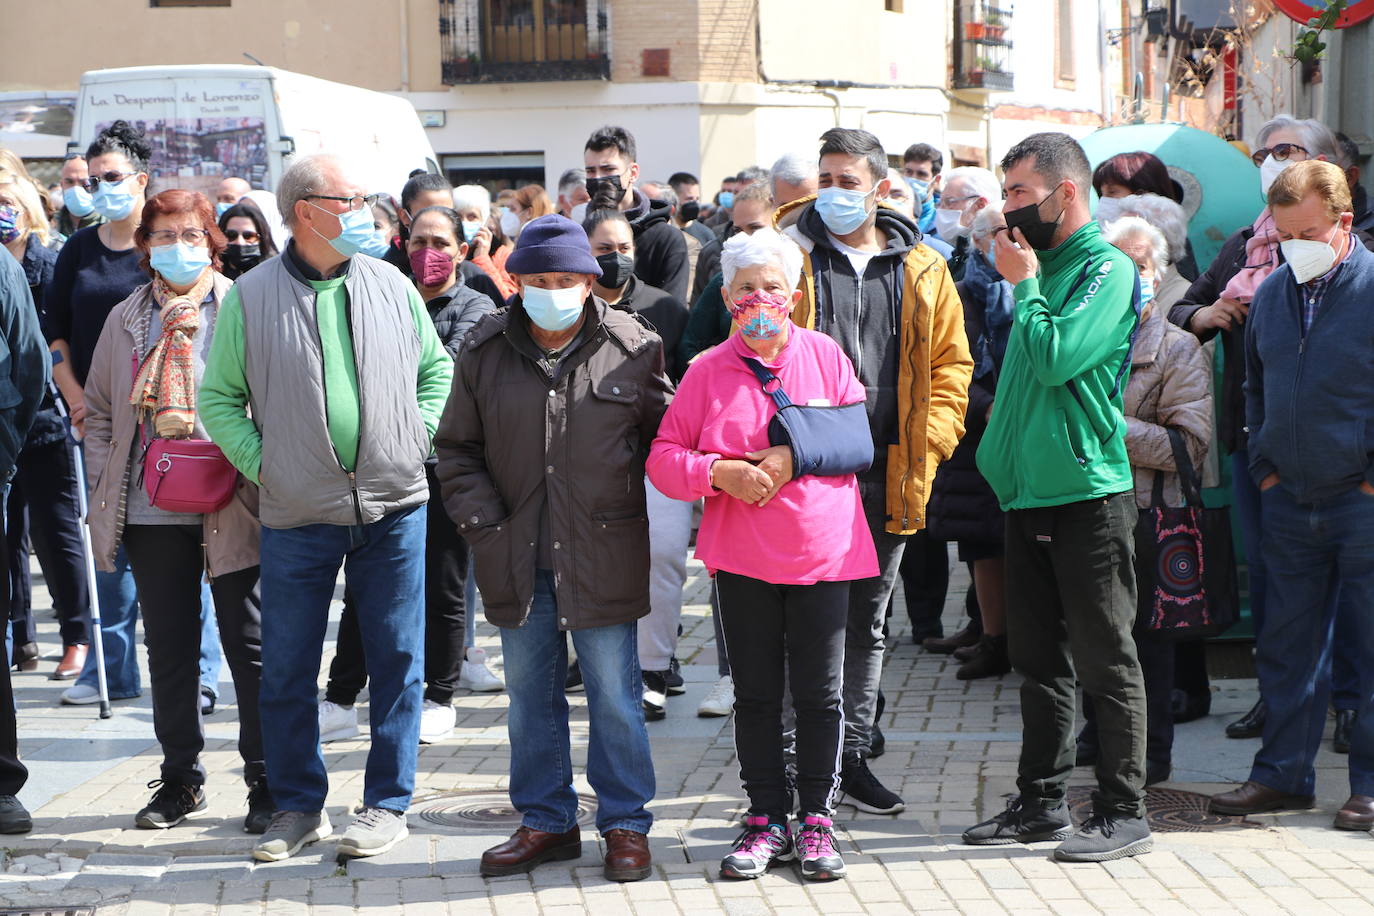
[
  {"left": 1098, "top": 193, "right": 1185, "bottom": 266},
  {"left": 770, "top": 152, "right": 818, "bottom": 192},
  {"left": 452, "top": 184, "right": 492, "bottom": 222},
  {"left": 970, "top": 205, "right": 1003, "bottom": 242},
  {"left": 277, "top": 153, "right": 340, "bottom": 228},
  {"left": 942, "top": 166, "right": 1001, "bottom": 205},
  {"left": 1256, "top": 115, "right": 1342, "bottom": 162},
  {"left": 720, "top": 227, "right": 803, "bottom": 289},
  {"left": 1103, "top": 216, "right": 1169, "bottom": 274}
]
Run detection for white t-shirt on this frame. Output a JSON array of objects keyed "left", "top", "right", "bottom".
[{"left": 827, "top": 232, "right": 881, "bottom": 277}]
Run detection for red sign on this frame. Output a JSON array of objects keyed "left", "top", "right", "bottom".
[{"left": 1274, "top": 0, "right": 1374, "bottom": 27}]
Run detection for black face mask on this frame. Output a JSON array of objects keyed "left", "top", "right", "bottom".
[
  {"left": 679, "top": 200, "right": 700, "bottom": 222},
  {"left": 1003, "top": 183, "right": 1066, "bottom": 251},
  {"left": 596, "top": 251, "right": 635, "bottom": 289},
  {"left": 585, "top": 174, "right": 625, "bottom": 210},
  {"left": 223, "top": 243, "right": 262, "bottom": 270}
]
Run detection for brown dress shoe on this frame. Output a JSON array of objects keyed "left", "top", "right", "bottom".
[
  {"left": 923, "top": 622, "right": 981, "bottom": 655},
  {"left": 1209, "top": 781, "right": 1315, "bottom": 815},
  {"left": 1334, "top": 795, "right": 1374, "bottom": 831},
  {"left": 602, "top": 828, "right": 651, "bottom": 882},
  {"left": 51, "top": 644, "right": 88, "bottom": 681},
  {"left": 479, "top": 825, "right": 581, "bottom": 877}
]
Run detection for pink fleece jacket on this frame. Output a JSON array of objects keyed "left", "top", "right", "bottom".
[{"left": 647, "top": 327, "right": 878, "bottom": 585}]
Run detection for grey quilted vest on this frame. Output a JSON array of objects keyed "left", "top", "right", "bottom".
[{"left": 234, "top": 255, "right": 429, "bottom": 529}]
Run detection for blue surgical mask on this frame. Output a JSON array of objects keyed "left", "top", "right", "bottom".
[
  {"left": 815, "top": 185, "right": 879, "bottom": 236},
  {"left": 1139, "top": 274, "right": 1155, "bottom": 308},
  {"left": 461, "top": 219, "right": 482, "bottom": 243},
  {"left": 521, "top": 283, "right": 586, "bottom": 332},
  {"left": 718, "top": 190, "right": 735, "bottom": 209},
  {"left": 358, "top": 229, "right": 392, "bottom": 259},
  {"left": 92, "top": 177, "right": 139, "bottom": 221},
  {"left": 216, "top": 201, "right": 233, "bottom": 219},
  {"left": 150, "top": 242, "right": 212, "bottom": 286},
  {"left": 308, "top": 202, "right": 377, "bottom": 258},
  {"left": 63, "top": 185, "right": 95, "bottom": 218}
]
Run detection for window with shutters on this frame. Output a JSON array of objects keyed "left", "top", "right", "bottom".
[{"left": 1054, "top": 0, "right": 1077, "bottom": 87}]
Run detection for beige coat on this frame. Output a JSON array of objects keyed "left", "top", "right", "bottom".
[
  {"left": 1125, "top": 300, "right": 1214, "bottom": 508},
  {"left": 84, "top": 273, "right": 261, "bottom": 577}
]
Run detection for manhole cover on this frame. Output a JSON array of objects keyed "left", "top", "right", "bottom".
[
  {"left": 1068, "top": 786, "right": 1265, "bottom": 833},
  {"left": 412, "top": 790, "right": 598, "bottom": 833}
]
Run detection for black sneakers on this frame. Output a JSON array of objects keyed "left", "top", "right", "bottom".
[
  {"left": 664, "top": 657, "right": 687, "bottom": 696},
  {"left": 642, "top": 670, "right": 668, "bottom": 721},
  {"left": 0, "top": 795, "right": 31, "bottom": 834},
  {"left": 1054, "top": 812, "right": 1153, "bottom": 862},
  {"left": 963, "top": 795, "right": 1072, "bottom": 845},
  {"left": 135, "top": 779, "right": 207, "bottom": 829},
  {"left": 245, "top": 778, "right": 275, "bottom": 834},
  {"left": 837, "top": 754, "right": 905, "bottom": 815}
]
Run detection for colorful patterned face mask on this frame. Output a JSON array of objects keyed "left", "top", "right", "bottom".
[
  {"left": 728, "top": 288, "right": 792, "bottom": 341},
  {"left": 0, "top": 205, "right": 19, "bottom": 244}
]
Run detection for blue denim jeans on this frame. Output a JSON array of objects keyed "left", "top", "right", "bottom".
[
  {"left": 259, "top": 506, "right": 426, "bottom": 813},
  {"left": 500, "top": 570, "right": 654, "bottom": 835},
  {"left": 199, "top": 581, "right": 222, "bottom": 698},
  {"left": 76, "top": 546, "right": 141, "bottom": 698},
  {"left": 1252, "top": 484, "right": 1374, "bottom": 797}
]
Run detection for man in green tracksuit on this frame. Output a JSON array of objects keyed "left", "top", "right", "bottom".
[{"left": 963, "top": 133, "right": 1151, "bottom": 862}]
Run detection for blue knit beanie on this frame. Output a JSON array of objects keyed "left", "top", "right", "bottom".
[{"left": 505, "top": 214, "right": 603, "bottom": 278}]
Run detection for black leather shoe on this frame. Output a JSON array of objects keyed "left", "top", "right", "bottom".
[
  {"left": 1171, "top": 688, "right": 1212, "bottom": 724},
  {"left": 1334, "top": 709, "right": 1356, "bottom": 755},
  {"left": 1226, "top": 700, "right": 1266, "bottom": 739}
]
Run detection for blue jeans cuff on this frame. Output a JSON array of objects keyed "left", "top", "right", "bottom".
[
  {"left": 522, "top": 815, "right": 581, "bottom": 834},
  {"left": 598, "top": 818, "right": 652, "bottom": 836}
]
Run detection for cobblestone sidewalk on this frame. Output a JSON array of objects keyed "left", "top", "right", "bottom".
[{"left": 3, "top": 557, "right": 1372, "bottom": 914}]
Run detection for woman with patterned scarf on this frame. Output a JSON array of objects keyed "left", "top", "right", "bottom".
[{"left": 83, "top": 189, "right": 272, "bottom": 834}]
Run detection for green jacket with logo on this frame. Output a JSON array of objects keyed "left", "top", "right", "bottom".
[{"left": 976, "top": 221, "right": 1139, "bottom": 510}]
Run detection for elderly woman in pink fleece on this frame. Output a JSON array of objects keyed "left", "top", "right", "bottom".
[{"left": 648, "top": 228, "right": 877, "bottom": 883}]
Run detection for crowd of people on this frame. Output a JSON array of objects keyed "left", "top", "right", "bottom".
[{"left": 0, "top": 109, "right": 1366, "bottom": 884}]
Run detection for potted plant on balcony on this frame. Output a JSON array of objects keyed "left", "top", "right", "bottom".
[
  {"left": 965, "top": 20, "right": 987, "bottom": 39},
  {"left": 985, "top": 10, "right": 1006, "bottom": 41}
]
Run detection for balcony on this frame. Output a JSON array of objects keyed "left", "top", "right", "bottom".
[
  {"left": 953, "top": 0, "right": 1014, "bottom": 92},
  {"left": 441, "top": 0, "right": 610, "bottom": 84}
]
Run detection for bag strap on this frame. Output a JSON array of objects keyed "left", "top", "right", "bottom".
[
  {"left": 740, "top": 355, "right": 795, "bottom": 412},
  {"left": 1167, "top": 427, "right": 1204, "bottom": 508}
]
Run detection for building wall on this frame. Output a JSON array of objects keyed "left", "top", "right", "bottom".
[{"left": 756, "top": 0, "right": 948, "bottom": 88}]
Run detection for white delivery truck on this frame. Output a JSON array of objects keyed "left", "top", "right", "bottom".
[{"left": 70, "top": 65, "right": 439, "bottom": 199}]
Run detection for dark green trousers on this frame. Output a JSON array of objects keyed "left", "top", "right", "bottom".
[{"left": 1004, "top": 492, "right": 1146, "bottom": 818}]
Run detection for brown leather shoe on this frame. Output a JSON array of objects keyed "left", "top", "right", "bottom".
[
  {"left": 602, "top": 828, "right": 651, "bottom": 882},
  {"left": 51, "top": 644, "right": 87, "bottom": 681},
  {"left": 479, "top": 825, "right": 581, "bottom": 877},
  {"left": 1210, "top": 781, "right": 1315, "bottom": 815},
  {"left": 1334, "top": 795, "right": 1374, "bottom": 831},
  {"left": 923, "top": 622, "right": 981, "bottom": 655}
]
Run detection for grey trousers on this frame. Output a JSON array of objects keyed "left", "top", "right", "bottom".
[{"left": 842, "top": 479, "right": 910, "bottom": 756}]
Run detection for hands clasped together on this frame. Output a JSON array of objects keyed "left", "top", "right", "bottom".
[{"left": 709, "top": 445, "right": 794, "bottom": 507}]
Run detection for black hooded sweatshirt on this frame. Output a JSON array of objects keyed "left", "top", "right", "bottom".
[{"left": 625, "top": 189, "right": 689, "bottom": 302}]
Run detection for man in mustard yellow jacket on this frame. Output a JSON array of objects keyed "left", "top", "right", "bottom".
[{"left": 775, "top": 128, "right": 972, "bottom": 815}]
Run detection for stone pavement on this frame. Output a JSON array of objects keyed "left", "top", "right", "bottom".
[{"left": 3, "top": 555, "right": 1373, "bottom": 914}]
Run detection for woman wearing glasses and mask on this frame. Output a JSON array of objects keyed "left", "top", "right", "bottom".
[
  {"left": 42, "top": 120, "right": 153, "bottom": 708},
  {"left": 216, "top": 200, "right": 279, "bottom": 280},
  {"left": 83, "top": 188, "right": 270, "bottom": 834}
]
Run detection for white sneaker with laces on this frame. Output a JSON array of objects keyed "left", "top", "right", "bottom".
[
  {"left": 458, "top": 647, "right": 505, "bottom": 692},
  {"left": 60, "top": 683, "right": 101, "bottom": 706},
  {"left": 318, "top": 700, "right": 360, "bottom": 742},
  {"left": 697, "top": 676, "right": 735, "bottom": 718},
  {"left": 418, "top": 699, "right": 456, "bottom": 744}
]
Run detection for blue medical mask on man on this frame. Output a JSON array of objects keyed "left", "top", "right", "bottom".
[
  {"left": 64, "top": 185, "right": 95, "bottom": 218},
  {"left": 522, "top": 283, "right": 587, "bottom": 332},
  {"left": 815, "top": 184, "right": 881, "bottom": 236},
  {"left": 308, "top": 201, "right": 377, "bottom": 258},
  {"left": 216, "top": 201, "right": 233, "bottom": 219}
]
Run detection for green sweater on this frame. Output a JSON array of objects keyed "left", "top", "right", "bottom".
[
  {"left": 975, "top": 221, "right": 1139, "bottom": 510},
  {"left": 201, "top": 279, "right": 452, "bottom": 483}
]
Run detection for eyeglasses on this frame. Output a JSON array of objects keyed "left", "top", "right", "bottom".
[
  {"left": 82, "top": 171, "right": 137, "bottom": 192},
  {"left": 224, "top": 228, "right": 259, "bottom": 243},
  {"left": 1251, "top": 143, "right": 1309, "bottom": 167},
  {"left": 146, "top": 228, "right": 209, "bottom": 246},
  {"left": 305, "top": 193, "right": 380, "bottom": 212}
]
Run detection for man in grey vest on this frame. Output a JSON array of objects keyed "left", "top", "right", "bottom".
[{"left": 201, "top": 153, "right": 454, "bottom": 863}]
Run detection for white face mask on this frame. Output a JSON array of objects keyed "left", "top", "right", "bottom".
[
  {"left": 1280, "top": 222, "right": 1343, "bottom": 284},
  {"left": 499, "top": 206, "right": 522, "bottom": 238},
  {"left": 934, "top": 207, "right": 969, "bottom": 239},
  {"left": 1259, "top": 155, "right": 1294, "bottom": 198},
  {"left": 569, "top": 202, "right": 588, "bottom": 224},
  {"left": 1096, "top": 196, "right": 1126, "bottom": 223}
]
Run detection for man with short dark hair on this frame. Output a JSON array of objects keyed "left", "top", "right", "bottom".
[
  {"left": 582, "top": 126, "right": 689, "bottom": 300},
  {"left": 55, "top": 155, "right": 102, "bottom": 238},
  {"left": 665, "top": 172, "right": 714, "bottom": 246},
  {"left": 1335, "top": 131, "right": 1373, "bottom": 233},
  {"left": 382, "top": 173, "right": 504, "bottom": 305},
  {"left": 775, "top": 127, "right": 971, "bottom": 818},
  {"left": 902, "top": 142, "right": 945, "bottom": 195},
  {"left": 965, "top": 132, "right": 1150, "bottom": 862}
]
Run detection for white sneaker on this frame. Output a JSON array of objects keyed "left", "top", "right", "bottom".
[
  {"left": 318, "top": 700, "right": 359, "bottom": 742},
  {"left": 697, "top": 676, "right": 735, "bottom": 718},
  {"left": 60, "top": 684, "right": 101, "bottom": 706},
  {"left": 458, "top": 648, "right": 504, "bottom": 692},
  {"left": 418, "top": 699, "right": 456, "bottom": 744}
]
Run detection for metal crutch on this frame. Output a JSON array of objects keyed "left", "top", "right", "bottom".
[{"left": 48, "top": 353, "right": 111, "bottom": 719}]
